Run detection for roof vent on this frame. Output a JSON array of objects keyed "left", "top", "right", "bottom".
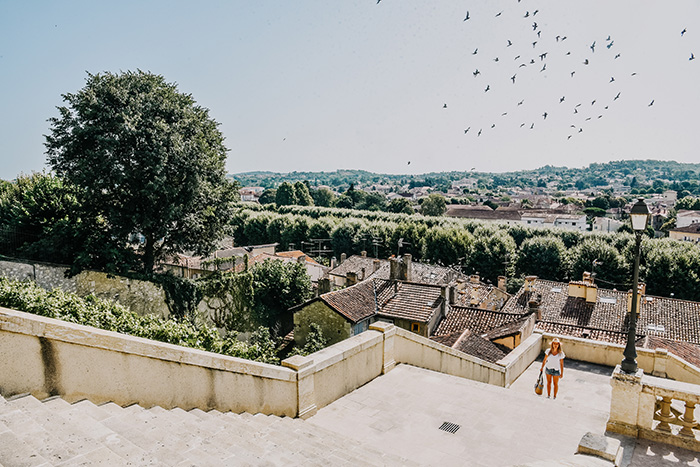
[
  {"left": 439, "top": 421, "right": 461, "bottom": 434},
  {"left": 599, "top": 297, "right": 617, "bottom": 305},
  {"left": 551, "top": 287, "right": 562, "bottom": 293}
]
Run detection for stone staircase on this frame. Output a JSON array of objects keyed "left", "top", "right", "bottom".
[{"left": 0, "top": 392, "right": 417, "bottom": 466}]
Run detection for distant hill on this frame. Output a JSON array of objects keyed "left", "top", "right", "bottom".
[{"left": 230, "top": 160, "right": 700, "bottom": 192}]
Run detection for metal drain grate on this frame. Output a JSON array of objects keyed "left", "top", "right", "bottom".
[{"left": 438, "top": 421, "right": 461, "bottom": 434}]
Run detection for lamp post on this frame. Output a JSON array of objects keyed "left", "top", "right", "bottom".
[{"left": 620, "top": 198, "right": 650, "bottom": 374}]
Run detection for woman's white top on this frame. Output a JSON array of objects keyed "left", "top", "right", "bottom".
[{"left": 544, "top": 348, "right": 565, "bottom": 370}]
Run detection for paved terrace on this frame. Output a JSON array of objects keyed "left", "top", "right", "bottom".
[
  {"left": 309, "top": 359, "right": 700, "bottom": 467},
  {"left": 1, "top": 358, "right": 699, "bottom": 466}
]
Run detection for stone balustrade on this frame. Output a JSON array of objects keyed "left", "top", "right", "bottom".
[{"left": 607, "top": 365, "right": 700, "bottom": 452}]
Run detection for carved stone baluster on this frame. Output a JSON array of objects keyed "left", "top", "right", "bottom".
[
  {"left": 679, "top": 402, "right": 697, "bottom": 438},
  {"left": 655, "top": 396, "right": 674, "bottom": 433}
]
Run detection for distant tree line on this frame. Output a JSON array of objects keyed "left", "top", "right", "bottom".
[{"left": 230, "top": 204, "right": 700, "bottom": 301}]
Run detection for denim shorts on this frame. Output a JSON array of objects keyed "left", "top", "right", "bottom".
[{"left": 546, "top": 368, "right": 561, "bottom": 376}]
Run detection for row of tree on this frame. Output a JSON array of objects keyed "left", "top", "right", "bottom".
[{"left": 229, "top": 205, "right": 700, "bottom": 301}]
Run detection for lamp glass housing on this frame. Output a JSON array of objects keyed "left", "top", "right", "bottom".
[{"left": 630, "top": 199, "right": 650, "bottom": 232}]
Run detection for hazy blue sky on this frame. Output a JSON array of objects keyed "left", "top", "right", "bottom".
[{"left": 1, "top": 1, "right": 698, "bottom": 180}]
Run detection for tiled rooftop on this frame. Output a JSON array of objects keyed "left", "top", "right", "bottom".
[
  {"left": 379, "top": 282, "right": 444, "bottom": 323},
  {"left": 368, "top": 261, "right": 462, "bottom": 286},
  {"left": 434, "top": 306, "right": 524, "bottom": 337},
  {"left": 450, "top": 329, "right": 507, "bottom": 363},
  {"left": 318, "top": 279, "right": 394, "bottom": 324},
  {"left": 502, "top": 278, "right": 700, "bottom": 346},
  {"left": 328, "top": 255, "right": 387, "bottom": 279}
]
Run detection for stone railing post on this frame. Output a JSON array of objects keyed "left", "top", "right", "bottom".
[
  {"left": 369, "top": 321, "right": 396, "bottom": 374},
  {"left": 607, "top": 365, "right": 644, "bottom": 437},
  {"left": 679, "top": 402, "right": 697, "bottom": 438},
  {"left": 652, "top": 348, "right": 669, "bottom": 378},
  {"left": 282, "top": 355, "right": 317, "bottom": 419}
]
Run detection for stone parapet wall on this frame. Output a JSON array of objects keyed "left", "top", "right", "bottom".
[
  {"left": 0, "top": 307, "right": 297, "bottom": 416},
  {"left": 540, "top": 333, "right": 700, "bottom": 385}
]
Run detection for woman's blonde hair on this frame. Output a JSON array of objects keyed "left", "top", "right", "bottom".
[{"left": 550, "top": 338, "right": 563, "bottom": 354}]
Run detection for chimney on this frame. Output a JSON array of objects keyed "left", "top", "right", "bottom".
[
  {"left": 346, "top": 271, "right": 357, "bottom": 286},
  {"left": 497, "top": 275, "right": 506, "bottom": 291},
  {"left": 361, "top": 250, "right": 367, "bottom": 257},
  {"left": 626, "top": 283, "right": 645, "bottom": 315},
  {"left": 373, "top": 259, "right": 381, "bottom": 273},
  {"left": 470, "top": 274, "right": 480, "bottom": 284},
  {"left": 318, "top": 278, "right": 331, "bottom": 295},
  {"left": 390, "top": 257, "right": 400, "bottom": 281},
  {"left": 340, "top": 253, "right": 347, "bottom": 264},
  {"left": 330, "top": 257, "right": 337, "bottom": 269},
  {"left": 528, "top": 296, "right": 541, "bottom": 320},
  {"left": 361, "top": 267, "right": 366, "bottom": 281},
  {"left": 448, "top": 286, "right": 456, "bottom": 305},
  {"left": 402, "top": 254, "right": 412, "bottom": 282}
]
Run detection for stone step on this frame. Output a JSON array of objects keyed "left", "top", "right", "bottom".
[
  {"left": 0, "top": 420, "right": 51, "bottom": 467},
  {"left": 513, "top": 454, "right": 614, "bottom": 467}
]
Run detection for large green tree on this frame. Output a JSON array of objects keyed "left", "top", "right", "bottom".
[
  {"left": 420, "top": 193, "right": 447, "bottom": 216},
  {"left": 45, "top": 71, "right": 238, "bottom": 273}
]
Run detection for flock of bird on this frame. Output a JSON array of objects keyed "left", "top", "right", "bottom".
[{"left": 445, "top": 3, "right": 694, "bottom": 141}]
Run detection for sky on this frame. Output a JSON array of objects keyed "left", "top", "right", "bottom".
[{"left": 1, "top": 1, "right": 699, "bottom": 181}]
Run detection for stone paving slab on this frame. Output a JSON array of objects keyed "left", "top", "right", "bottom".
[{"left": 309, "top": 360, "right": 615, "bottom": 467}]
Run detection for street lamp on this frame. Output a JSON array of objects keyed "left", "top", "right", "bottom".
[{"left": 621, "top": 198, "right": 650, "bottom": 373}]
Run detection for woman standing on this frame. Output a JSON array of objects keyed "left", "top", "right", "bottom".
[{"left": 540, "top": 338, "right": 565, "bottom": 399}]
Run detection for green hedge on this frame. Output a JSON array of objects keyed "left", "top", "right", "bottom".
[{"left": 0, "top": 277, "right": 279, "bottom": 364}]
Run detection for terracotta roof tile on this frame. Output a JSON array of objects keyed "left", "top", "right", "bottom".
[
  {"left": 640, "top": 336, "right": 700, "bottom": 367},
  {"left": 329, "top": 255, "right": 387, "bottom": 279},
  {"left": 378, "top": 282, "right": 444, "bottom": 323},
  {"left": 320, "top": 279, "right": 394, "bottom": 324},
  {"left": 434, "top": 307, "right": 524, "bottom": 336},
  {"left": 505, "top": 279, "right": 700, "bottom": 346},
  {"left": 452, "top": 329, "right": 508, "bottom": 363}
]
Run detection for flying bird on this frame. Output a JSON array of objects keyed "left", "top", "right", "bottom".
[
  {"left": 473, "top": 48, "right": 478, "bottom": 55},
  {"left": 494, "top": 57, "right": 499, "bottom": 62},
  {"left": 610, "top": 77, "right": 615, "bottom": 82},
  {"left": 583, "top": 59, "right": 589, "bottom": 65},
  {"left": 537, "top": 31, "right": 541, "bottom": 38},
  {"left": 524, "top": 11, "right": 530, "bottom": 17},
  {"left": 614, "top": 92, "right": 621, "bottom": 100},
  {"left": 681, "top": 28, "right": 687, "bottom": 36},
  {"left": 648, "top": 100, "right": 654, "bottom": 106},
  {"left": 464, "top": 127, "right": 470, "bottom": 133},
  {"left": 443, "top": 103, "right": 447, "bottom": 108},
  {"left": 533, "top": 9, "right": 539, "bottom": 15},
  {"left": 560, "top": 96, "right": 565, "bottom": 103},
  {"left": 532, "top": 41, "right": 538, "bottom": 48},
  {"left": 615, "top": 54, "right": 621, "bottom": 59},
  {"left": 502, "top": 112, "right": 508, "bottom": 116},
  {"left": 556, "top": 35, "right": 561, "bottom": 42},
  {"left": 464, "top": 11, "right": 470, "bottom": 21},
  {"left": 485, "top": 85, "right": 490, "bottom": 92},
  {"left": 511, "top": 74, "right": 517, "bottom": 83},
  {"left": 567, "top": 135, "right": 572, "bottom": 140},
  {"left": 530, "top": 123, "right": 535, "bottom": 129},
  {"left": 532, "top": 22, "right": 538, "bottom": 31},
  {"left": 539, "top": 52, "right": 548, "bottom": 60},
  {"left": 514, "top": 55, "right": 521, "bottom": 60},
  {"left": 690, "top": 53, "right": 695, "bottom": 60},
  {"left": 491, "top": 123, "right": 496, "bottom": 128},
  {"left": 407, "top": 160, "right": 410, "bottom": 164},
  {"left": 517, "top": 100, "right": 524, "bottom": 106},
  {"left": 473, "top": 69, "right": 480, "bottom": 77},
  {"left": 495, "top": 11, "right": 503, "bottom": 17},
  {"left": 542, "top": 112, "right": 548, "bottom": 119},
  {"left": 579, "top": 128, "right": 583, "bottom": 133},
  {"left": 507, "top": 40, "right": 513, "bottom": 47},
  {"left": 571, "top": 71, "right": 576, "bottom": 77},
  {"left": 478, "top": 129, "right": 482, "bottom": 136},
  {"left": 590, "top": 41, "right": 596, "bottom": 52},
  {"left": 520, "top": 123, "right": 526, "bottom": 127},
  {"left": 606, "top": 35, "right": 611, "bottom": 41},
  {"left": 607, "top": 41, "right": 614, "bottom": 49},
  {"left": 540, "top": 64, "right": 546, "bottom": 72},
  {"left": 591, "top": 100, "right": 596, "bottom": 105}
]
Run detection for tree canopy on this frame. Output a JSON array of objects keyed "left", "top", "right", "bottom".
[{"left": 45, "top": 71, "right": 238, "bottom": 273}]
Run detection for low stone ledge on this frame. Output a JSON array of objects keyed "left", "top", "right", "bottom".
[
  {"left": 641, "top": 374, "right": 700, "bottom": 404},
  {"left": 310, "top": 331, "right": 383, "bottom": 372},
  {"left": 577, "top": 432, "right": 622, "bottom": 464},
  {"left": 0, "top": 307, "right": 295, "bottom": 382},
  {"left": 394, "top": 326, "right": 504, "bottom": 372}
]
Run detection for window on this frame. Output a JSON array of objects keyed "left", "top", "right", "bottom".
[{"left": 411, "top": 323, "right": 421, "bottom": 333}]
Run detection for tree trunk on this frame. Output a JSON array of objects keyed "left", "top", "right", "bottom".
[{"left": 144, "top": 233, "right": 155, "bottom": 273}]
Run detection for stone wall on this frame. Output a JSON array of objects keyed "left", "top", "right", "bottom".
[
  {"left": 0, "top": 258, "right": 169, "bottom": 318},
  {"left": 293, "top": 299, "right": 352, "bottom": 346}
]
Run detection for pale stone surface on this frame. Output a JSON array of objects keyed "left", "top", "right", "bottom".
[
  {"left": 577, "top": 432, "right": 621, "bottom": 463},
  {"left": 607, "top": 365, "right": 644, "bottom": 437}
]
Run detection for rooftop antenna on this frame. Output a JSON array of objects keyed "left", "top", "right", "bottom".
[{"left": 397, "top": 237, "right": 411, "bottom": 256}]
